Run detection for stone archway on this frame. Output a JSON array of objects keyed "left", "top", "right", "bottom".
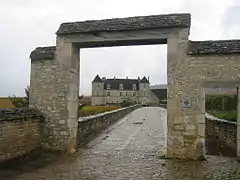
[{"left": 30, "top": 13, "right": 240, "bottom": 160}]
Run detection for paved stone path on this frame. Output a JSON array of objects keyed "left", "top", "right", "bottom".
[{"left": 1, "top": 107, "right": 240, "bottom": 179}]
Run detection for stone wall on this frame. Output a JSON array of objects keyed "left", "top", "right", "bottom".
[
  {"left": 205, "top": 114, "right": 237, "bottom": 157},
  {"left": 167, "top": 38, "right": 240, "bottom": 159},
  {"left": 77, "top": 105, "right": 141, "bottom": 144},
  {"left": 29, "top": 48, "right": 75, "bottom": 151},
  {"left": 0, "top": 108, "right": 42, "bottom": 163}
]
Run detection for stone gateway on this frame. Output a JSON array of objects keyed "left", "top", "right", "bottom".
[{"left": 29, "top": 13, "right": 240, "bottom": 160}]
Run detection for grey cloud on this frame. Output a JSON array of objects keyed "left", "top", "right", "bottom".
[{"left": 221, "top": 4, "right": 240, "bottom": 38}]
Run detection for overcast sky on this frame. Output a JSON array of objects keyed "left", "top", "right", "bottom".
[{"left": 0, "top": 0, "right": 239, "bottom": 96}]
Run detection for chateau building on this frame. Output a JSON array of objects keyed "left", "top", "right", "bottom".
[{"left": 91, "top": 75, "right": 160, "bottom": 105}]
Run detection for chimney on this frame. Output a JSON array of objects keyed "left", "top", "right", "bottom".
[
  {"left": 102, "top": 77, "right": 106, "bottom": 80},
  {"left": 138, "top": 76, "right": 140, "bottom": 81},
  {"left": 148, "top": 76, "right": 149, "bottom": 82},
  {"left": 114, "top": 76, "right": 116, "bottom": 80},
  {"left": 126, "top": 76, "right": 128, "bottom": 79}
]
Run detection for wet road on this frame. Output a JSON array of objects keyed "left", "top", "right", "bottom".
[{"left": 1, "top": 107, "right": 240, "bottom": 180}]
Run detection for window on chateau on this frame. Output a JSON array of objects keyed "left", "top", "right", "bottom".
[
  {"left": 97, "top": 92, "right": 99, "bottom": 96},
  {"left": 119, "top": 84, "right": 123, "bottom": 90},
  {"left": 133, "top": 92, "right": 136, "bottom": 96},
  {"left": 132, "top": 84, "right": 136, "bottom": 90},
  {"left": 120, "top": 92, "right": 122, "bottom": 96},
  {"left": 107, "top": 91, "right": 110, "bottom": 96},
  {"left": 107, "top": 84, "right": 111, "bottom": 90},
  {"left": 143, "top": 92, "right": 145, "bottom": 97},
  {"left": 126, "top": 92, "right": 128, "bottom": 96}
]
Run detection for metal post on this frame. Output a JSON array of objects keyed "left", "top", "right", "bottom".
[{"left": 237, "top": 87, "right": 240, "bottom": 157}]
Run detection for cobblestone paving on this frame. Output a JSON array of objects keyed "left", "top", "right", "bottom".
[{"left": 1, "top": 107, "right": 240, "bottom": 180}]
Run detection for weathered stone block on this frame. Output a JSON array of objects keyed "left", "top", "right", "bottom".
[{"left": 174, "top": 124, "right": 184, "bottom": 131}]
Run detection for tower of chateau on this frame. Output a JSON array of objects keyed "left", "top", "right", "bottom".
[
  {"left": 91, "top": 75, "right": 104, "bottom": 105},
  {"left": 139, "top": 76, "right": 150, "bottom": 103}
]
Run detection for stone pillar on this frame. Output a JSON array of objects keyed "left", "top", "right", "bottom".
[
  {"left": 237, "top": 87, "right": 240, "bottom": 157},
  {"left": 30, "top": 42, "right": 79, "bottom": 153},
  {"left": 56, "top": 37, "right": 80, "bottom": 153},
  {"left": 29, "top": 46, "right": 71, "bottom": 150},
  {"left": 167, "top": 28, "right": 205, "bottom": 160}
]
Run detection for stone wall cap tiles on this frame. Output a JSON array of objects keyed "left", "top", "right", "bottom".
[
  {"left": 188, "top": 40, "right": 240, "bottom": 55},
  {"left": 56, "top": 13, "right": 191, "bottom": 35},
  {"left": 78, "top": 104, "right": 140, "bottom": 122},
  {"left": 0, "top": 108, "right": 43, "bottom": 121},
  {"left": 205, "top": 113, "right": 237, "bottom": 125},
  {"left": 30, "top": 46, "right": 56, "bottom": 61}
]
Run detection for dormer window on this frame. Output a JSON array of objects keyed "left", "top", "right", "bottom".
[
  {"left": 107, "top": 84, "right": 111, "bottom": 90},
  {"left": 132, "top": 84, "right": 136, "bottom": 90},
  {"left": 119, "top": 84, "right": 123, "bottom": 90}
]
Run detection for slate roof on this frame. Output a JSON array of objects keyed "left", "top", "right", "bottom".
[
  {"left": 104, "top": 78, "right": 140, "bottom": 90},
  {"left": 188, "top": 40, "right": 240, "bottom": 55},
  {"left": 30, "top": 46, "right": 56, "bottom": 61},
  {"left": 92, "top": 75, "right": 103, "bottom": 83},
  {"left": 140, "top": 76, "right": 149, "bottom": 83},
  {"left": 92, "top": 75, "right": 149, "bottom": 90},
  {"left": 56, "top": 13, "right": 191, "bottom": 35}
]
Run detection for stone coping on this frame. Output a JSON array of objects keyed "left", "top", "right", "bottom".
[
  {"left": 30, "top": 46, "right": 56, "bottom": 61},
  {"left": 188, "top": 40, "right": 240, "bottom": 55},
  {"left": 78, "top": 105, "right": 140, "bottom": 122},
  {"left": 56, "top": 13, "right": 191, "bottom": 35},
  {"left": 205, "top": 113, "right": 237, "bottom": 125},
  {"left": 0, "top": 108, "right": 43, "bottom": 121}
]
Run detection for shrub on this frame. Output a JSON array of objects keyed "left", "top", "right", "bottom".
[
  {"left": 9, "top": 86, "right": 29, "bottom": 108},
  {"left": 205, "top": 95, "right": 237, "bottom": 111},
  {"left": 120, "top": 98, "right": 137, "bottom": 108}
]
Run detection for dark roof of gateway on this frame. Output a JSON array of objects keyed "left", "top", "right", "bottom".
[
  {"left": 56, "top": 13, "right": 191, "bottom": 35},
  {"left": 151, "top": 89, "right": 167, "bottom": 100},
  {"left": 92, "top": 75, "right": 149, "bottom": 90},
  {"left": 188, "top": 40, "right": 240, "bottom": 55}
]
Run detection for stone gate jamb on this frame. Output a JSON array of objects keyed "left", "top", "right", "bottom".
[
  {"left": 167, "top": 27, "right": 206, "bottom": 159},
  {"left": 56, "top": 36, "right": 80, "bottom": 152},
  {"left": 29, "top": 39, "right": 80, "bottom": 153}
]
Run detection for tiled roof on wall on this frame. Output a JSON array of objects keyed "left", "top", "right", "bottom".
[
  {"left": 188, "top": 40, "right": 240, "bottom": 55},
  {"left": 56, "top": 13, "right": 191, "bottom": 35}
]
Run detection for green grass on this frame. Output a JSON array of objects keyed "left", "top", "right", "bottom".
[{"left": 207, "top": 110, "right": 237, "bottom": 122}]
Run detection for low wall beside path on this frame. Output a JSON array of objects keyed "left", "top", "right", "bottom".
[
  {"left": 205, "top": 113, "right": 237, "bottom": 157},
  {"left": 0, "top": 108, "right": 43, "bottom": 163},
  {"left": 77, "top": 105, "right": 141, "bottom": 144}
]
